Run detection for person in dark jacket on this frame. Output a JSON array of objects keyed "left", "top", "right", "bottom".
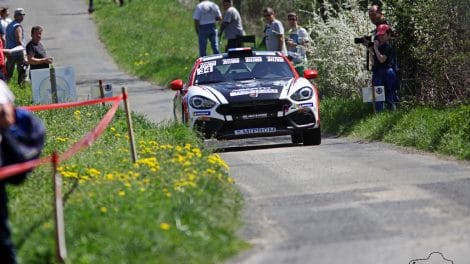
[{"left": 0, "top": 80, "right": 45, "bottom": 263}]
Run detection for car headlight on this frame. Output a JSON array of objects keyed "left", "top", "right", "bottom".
[
  {"left": 290, "top": 87, "right": 313, "bottom": 101},
  {"left": 189, "top": 95, "right": 216, "bottom": 109}
]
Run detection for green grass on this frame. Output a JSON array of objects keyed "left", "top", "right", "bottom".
[
  {"left": 92, "top": 0, "right": 200, "bottom": 85},
  {"left": 321, "top": 97, "right": 470, "bottom": 160},
  {"left": 7, "top": 80, "right": 248, "bottom": 263}
]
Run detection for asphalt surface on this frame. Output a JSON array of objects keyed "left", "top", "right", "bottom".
[{"left": 10, "top": 0, "right": 470, "bottom": 263}]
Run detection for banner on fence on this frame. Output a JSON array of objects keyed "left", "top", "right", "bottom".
[{"left": 31, "top": 66, "right": 77, "bottom": 104}]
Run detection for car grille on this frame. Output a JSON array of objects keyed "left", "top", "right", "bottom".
[{"left": 216, "top": 99, "right": 291, "bottom": 116}]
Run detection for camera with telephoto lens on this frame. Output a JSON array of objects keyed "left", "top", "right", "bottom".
[{"left": 354, "top": 35, "right": 373, "bottom": 47}]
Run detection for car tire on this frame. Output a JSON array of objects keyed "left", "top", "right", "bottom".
[
  {"left": 302, "top": 127, "right": 321, "bottom": 146},
  {"left": 291, "top": 132, "right": 303, "bottom": 144}
]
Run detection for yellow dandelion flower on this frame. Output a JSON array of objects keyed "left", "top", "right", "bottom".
[
  {"left": 118, "top": 190, "right": 126, "bottom": 197},
  {"left": 100, "top": 207, "right": 108, "bottom": 213},
  {"left": 105, "top": 173, "right": 114, "bottom": 181},
  {"left": 160, "top": 222, "right": 170, "bottom": 231}
]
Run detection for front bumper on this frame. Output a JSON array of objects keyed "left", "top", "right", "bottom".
[{"left": 194, "top": 107, "right": 318, "bottom": 139}]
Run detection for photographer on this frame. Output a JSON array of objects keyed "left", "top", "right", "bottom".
[{"left": 368, "top": 24, "right": 398, "bottom": 111}]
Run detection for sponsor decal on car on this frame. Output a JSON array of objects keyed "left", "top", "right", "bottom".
[
  {"left": 234, "top": 127, "right": 276, "bottom": 135},
  {"left": 291, "top": 102, "right": 314, "bottom": 110},
  {"left": 223, "top": 58, "right": 240, "bottom": 64},
  {"left": 230, "top": 87, "right": 278, "bottom": 97},
  {"left": 193, "top": 111, "right": 211, "bottom": 116},
  {"left": 266, "top": 56, "right": 284, "bottom": 62},
  {"left": 245, "top": 57, "right": 263, "bottom": 63}
]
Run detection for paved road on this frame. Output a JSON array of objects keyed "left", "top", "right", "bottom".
[{"left": 12, "top": 0, "right": 470, "bottom": 263}]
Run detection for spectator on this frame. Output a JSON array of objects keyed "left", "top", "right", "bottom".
[
  {"left": 368, "top": 4, "right": 388, "bottom": 29},
  {"left": 285, "top": 12, "right": 310, "bottom": 74},
  {"left": 193, "top": 0, "right": 222, "bottom": 57},
  {"left": 218, "top": 0, "right": 244, "bottom": 52},
  {"left": 5, "top": 8, "right": 26, "bottom": 86},
  {"left": 368, "top": 24, "right": 399, "bottom": 111},
  {"left": 0, "top": 80, "right": 45, "bottom": 264},
  {"left": 26, "top": 26, "right": 53, "bottom": 79},
  {"left": 262, "top": 8, "right": 287, "bottom": 55},
  {"left": 0, "top": 7, "right": 11, "bottom": 46}
]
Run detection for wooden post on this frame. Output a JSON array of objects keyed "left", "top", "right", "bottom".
[
  {"left": 52, "top": 152, "right": 67, "bottom": 263},
  {"left": 122, "top": 87, "right": 137, "bottom": 163},
  {"left": 372, "top": 86, "right": 376, "bottom": 113},
  {"left": 98, "top": 80, "right": 105, "bottom": 107},
  {"left": 50, "top": 65, "right": 58, "bottom": 103}
]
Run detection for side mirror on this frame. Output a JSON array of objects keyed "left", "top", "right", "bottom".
[
  {"left": 169, "top": 79, "right": 184, "bottom": 91},
  {"left": 303, "top": 69, "right": 318, "bottom": 79}
]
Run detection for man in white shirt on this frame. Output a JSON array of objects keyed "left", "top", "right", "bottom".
[
  {"left": 263, "top": 7, "right": 287, "bottom": 55},
  {"left": 193, "top": 0, "right": 222, "bottom": 57},
  {"left": 0, "top": 7, "right": 12, "bottom": 46}
]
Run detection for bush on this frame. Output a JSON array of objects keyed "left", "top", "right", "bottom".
[{"left": 302, "top": 0, "right": 372, "bottom": 97}]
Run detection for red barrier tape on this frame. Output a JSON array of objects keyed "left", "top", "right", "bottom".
[
  {"left": 0, "top": 95, "right": 124, "bottom": 180},
  {"left": 20, "top": 95, "right": 123, "bottom": 112}
]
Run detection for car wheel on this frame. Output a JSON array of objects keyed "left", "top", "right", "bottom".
[
  {"left": 291, "top": 132, "right": 303, "bottom": 144},
  {"left": 302, "top": 127, "right": 321, "bottom": 146}
]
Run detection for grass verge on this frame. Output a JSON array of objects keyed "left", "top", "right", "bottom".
[
  {"left": 8, "top": 81, "right": 248, "bottom": 263},
  {"left": 321, "top": 96, "right": 470, "bottom": 160}
]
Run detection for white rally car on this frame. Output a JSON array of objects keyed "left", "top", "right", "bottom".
[{"left": 169, "top": 48, "right": 321, "bottom": 145}]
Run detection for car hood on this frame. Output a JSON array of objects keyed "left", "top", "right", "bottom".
[{"left": 202, "top": 79, "right": 292, "bottom": 103}]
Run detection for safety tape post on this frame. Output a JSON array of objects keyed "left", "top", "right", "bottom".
[
  {"left": 52, "top": 151, "right": 67, "bottom": 263},
  {"left": 99, "top": 80, "right": 105, "bottom": 107},
  {"left": 122, "top": 87, "right": 137, "bottom": 163}
]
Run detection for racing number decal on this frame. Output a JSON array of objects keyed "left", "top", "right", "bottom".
[{"left": 197, "top": 61, "right": 217, "bottom": 75}]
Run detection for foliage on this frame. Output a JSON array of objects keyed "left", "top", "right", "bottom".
[
  {"left": 7, "top": 81, "right": 248, "bottom": 263},
  {"left": 320, "top": 96, "right": 372, "bottom": 135},
  {"left": 302, "top": 0, "right": 372, "bottom": 97},
  {"left": 381, "top": 0, "right": 469, "bottom": 105}
]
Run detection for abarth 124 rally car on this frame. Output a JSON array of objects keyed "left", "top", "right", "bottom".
[{"left": 169, "top": 47, "right": 321, "bottom": 145}]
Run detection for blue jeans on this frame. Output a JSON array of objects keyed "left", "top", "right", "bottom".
[
  {"left": 372, "top": 67, "right": 399, "bottom": 111},
  {"left": 198, "top": 23, "right": 220, "bottom": 57}
]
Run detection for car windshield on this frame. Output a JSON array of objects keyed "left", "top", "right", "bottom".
[{"left": 194, "top": 55, "right": 295, "bottom": 85}]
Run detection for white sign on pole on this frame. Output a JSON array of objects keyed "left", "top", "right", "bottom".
[
  {"left": 90, "top": 83, "right": 113, "bottom": 99},
  {"left": 31, "top": 66, "right": 77, "bottom": 104},
  {"left": 362, "top": 86, "right": 385, "bottom": 103}
]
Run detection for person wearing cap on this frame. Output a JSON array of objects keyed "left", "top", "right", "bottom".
[
  {"left": 5, "top": 8, "right": 26, "bottom": 86},
  {"left": 193, "top": 0, "right": 222, "bottom": 57},
  {"left": 0, "top": 80, "right": 45, "bottom": 263},
  {"left": 218, "top": 0, "right": 244, "bottom": 52},
  {"left": 368, "top": 23, "right": 399, "bottom": 111}
]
